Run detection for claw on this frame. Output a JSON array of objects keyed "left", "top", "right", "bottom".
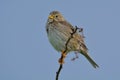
[{"left": 58, "top": 51, "right": 66, "bottom": 64}]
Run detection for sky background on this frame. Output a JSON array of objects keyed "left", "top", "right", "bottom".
[{"left": 1, "top": 0, "right": 120, "bottom": 80}]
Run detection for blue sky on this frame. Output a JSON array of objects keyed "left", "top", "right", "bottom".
[{"left": 1, "top": 0, "right": 120, "bottom": 80}]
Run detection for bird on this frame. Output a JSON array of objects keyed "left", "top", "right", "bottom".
[{"left": 46, "top": 11, "right": 99, "bottom": 68}]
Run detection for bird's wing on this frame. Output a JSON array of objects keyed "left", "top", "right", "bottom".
[{"left": 59, "top": 21, "right": 74, "bottom": 31}]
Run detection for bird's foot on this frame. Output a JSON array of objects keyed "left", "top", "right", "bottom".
[{"left": 58, "top": 51, "right": 66, "bottom": 64}]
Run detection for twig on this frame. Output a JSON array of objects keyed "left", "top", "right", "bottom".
[
  {"left": 55, "top": 26, "right": 82, "bottom": 80},
  {"left": 71, "top": 52, "right": 79, "bottom": 61},
  {"left": 56, "top": 64, "right": 62, "bottom": 80},
  {"left": 63, "top": 26, "right": 78, "bottom": 53}
]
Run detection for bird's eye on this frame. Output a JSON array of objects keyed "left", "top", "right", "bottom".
[{"left": 55, "top": 15, "right": 58, "bottom": 18}]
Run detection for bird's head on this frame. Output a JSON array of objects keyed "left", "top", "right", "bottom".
[{"left": 48, "top": 11, "right": 65, "bottom": 23}]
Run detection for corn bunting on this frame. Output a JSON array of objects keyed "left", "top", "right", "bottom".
[{"left": 46, "top": 11, "right": 99, "bottom": 68}]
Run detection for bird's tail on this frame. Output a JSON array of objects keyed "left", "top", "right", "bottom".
[{"left": 80, "top": 50, "right": 99, "bottom": 68}]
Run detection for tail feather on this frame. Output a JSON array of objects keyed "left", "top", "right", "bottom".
[{"left": 81, "top": 51, "right": 99, "bottom": 68}]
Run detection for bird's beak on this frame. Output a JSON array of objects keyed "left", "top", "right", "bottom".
[{"left": 49, "top": 15, "right": 54, "bottom": 19}]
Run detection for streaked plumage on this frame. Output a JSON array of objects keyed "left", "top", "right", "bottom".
[{"left": 46, "top": 11, "right": 99, "bottom": 68}]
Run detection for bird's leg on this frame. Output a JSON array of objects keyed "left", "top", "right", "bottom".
[{"left": 59, "top": 51, "right": 66, "bottom": 64}]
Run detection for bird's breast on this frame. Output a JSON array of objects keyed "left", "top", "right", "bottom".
[{"left": 48, "top": 26, "right": 68, "bottom": 52}]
